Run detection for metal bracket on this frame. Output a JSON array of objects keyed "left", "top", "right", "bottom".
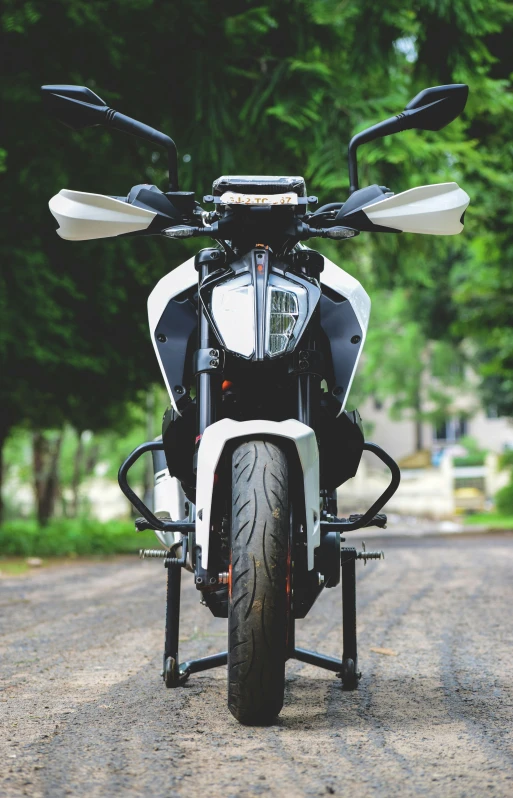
[{"left": 192, "top": 347, "right": 225, "bottom": 376}]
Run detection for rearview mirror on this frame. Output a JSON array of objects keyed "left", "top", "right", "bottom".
[
  {"left": 405, "top": 84, "right": 468, "bottom": 131},
  {"left": 41, "top": 84, "right": 179, "bottom": 191},
  {"left": 348, "top": 84, "right": 468, "bottom": 193},
  {"left": 41, "top": 85, "right": 108, "bottom": 130}
]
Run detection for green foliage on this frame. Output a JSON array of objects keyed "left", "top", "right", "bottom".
[
  {"left": 494, "top": 481, "right": 513, "bottom": 516},
  {"left": 0, "top": 518, "right": 157, "bottom": 556},
  {"left": 453, "top": 454, "right": 486, "bottom": 467},
  {"left": 2, "top": 390, "right": 165, "bottom": 519},
  {"left": 353, "top": 288, "right": 466, "bottom": 426},
  {"left": 453, "top": 437, "right": 487, "bottom": 466},
  {"left": 464, "top": 512, "right": 513, "bottom": 529},
  {"left": 498, "top": 449, "right": 513, "bottom": 470},
  {"left": 1, "top": 0, "right": 513, "bottom": 513}
]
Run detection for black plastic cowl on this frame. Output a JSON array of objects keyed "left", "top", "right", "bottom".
[
  {"left": 126, "top": 185, "right": 195, "bottom": 231},
  {"left": 336, "top": 185, "right": 398, "bottom": 233}
]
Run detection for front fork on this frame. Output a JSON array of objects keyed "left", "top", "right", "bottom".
[
  {"left": 164, "top": 258, "right": 359, "bottom": 687},
  {"left": 193, "top": 256, "right": 221, "bottom": 586}
]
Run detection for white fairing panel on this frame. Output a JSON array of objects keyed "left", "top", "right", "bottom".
[
  {"left": 152, "top": 469, "right": 187, "bottom": 549},
  {"left": 319, "top": 255, "right": 371, "bottom": 413},
  {"left": 49, "top": 189, "right": 156, "bottom": 240},
  {"left": 196, "top": 418, "right": 321, "bottom": 570},
  {"left": 148, "top": 253, "right": 371, "bottom": 414},
  {"left": 363, "top": 182, "right": 469, "bottom": 235},
  {"left": 147, "top": 257, "right": 198, "bottom": 411}
]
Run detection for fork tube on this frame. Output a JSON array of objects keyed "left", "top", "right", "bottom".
[
  {"left": 297, "top": 324, "right": 320, "bottom": 435},
  {"left": 297, "top": 373, "right": 312, "bottom": 427},
  {"left": 197, "top": 263, "right": 215, "bottom": 437}
]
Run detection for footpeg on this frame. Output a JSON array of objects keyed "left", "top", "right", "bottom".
[
  {"left": 139, "top": 549, "right": 168, "bottom": 559},
  {"left": 134, "top": 516, "right": 194, "bottom": 533},
  {"left": 135, "top": 516, "right": 155, "bottom": 532},
  {"left": 356, "top": 541, "right": 384, "bottom": 565},
  {"left": 348, "top": 512, "right": 387, "bottom": 528}
]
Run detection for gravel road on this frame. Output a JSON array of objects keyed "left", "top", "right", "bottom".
[{"left": 1, "top": 533, "right": 512, "bottom": 798}]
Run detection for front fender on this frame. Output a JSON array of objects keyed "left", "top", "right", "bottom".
[{"left": 196, "top": 418, "right": 320, "bottom": 570}]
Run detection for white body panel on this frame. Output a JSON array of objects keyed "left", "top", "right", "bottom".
[
  {"left": 196, "top": 418, "right": 320, "bottom": 570},
  {"left": 49, "top": 189, "right": 156, "bottom": 240},
  {"left": 363, "top": 182, "right": 469, "bottom": 235},
  {"left": 152, "top": 469, "right": 187, "bottom": 549},
  {"left": 148, "top": 253, "right": 370, "bottom": 413},
  {"left": 319, "top": 255, "right": 371, "bottom": 414},
  {"left": 147, "top": 257, "right": 197, "bottom": 412}
]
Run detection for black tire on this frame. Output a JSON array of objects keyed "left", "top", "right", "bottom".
[{"left": 228, "top": 440, "right": 289, "bottom": 725}]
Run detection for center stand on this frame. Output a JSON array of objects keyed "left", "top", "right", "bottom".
[
  {"left": 142, "top": 541, "right": 384, "bottom": 690},
  {"left": 120, "top": 438, "right": 396, "bottom": 691}
]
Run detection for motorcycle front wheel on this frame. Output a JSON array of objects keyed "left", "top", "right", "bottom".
[{"left": 228, "top": 439, "right": 289, "bottom": 725}]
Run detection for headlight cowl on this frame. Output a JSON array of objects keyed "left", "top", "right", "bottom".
[{"left": 200, "top": 252, "right": 320, "bottom": 361}]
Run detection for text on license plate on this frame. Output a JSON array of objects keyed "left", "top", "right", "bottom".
[{"left": 219, "top": 191, "right": 298, "bottom": 206}]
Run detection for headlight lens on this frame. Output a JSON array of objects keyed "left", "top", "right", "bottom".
[
  {"left": 211, "top": 274, "right": 255, "bottom": 358},
  {"left": 206, "top": 268, "right": 314, "bottom": 360},
  {"left": 267, "top": 287, "right": 299, "bottom": 356}
]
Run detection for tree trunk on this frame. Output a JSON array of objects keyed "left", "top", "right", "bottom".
[
  {"left": 413, "top": 385, "right": 423, "bottom": 452},
  {"left": 33, "top": 430, "right": 64, "bottom": 526},
  {"left": 0, "top": 424, "right": 10, "bottom": 525},
  {"left": 71, "top": 430, "right": 84, "bottom": 517}
]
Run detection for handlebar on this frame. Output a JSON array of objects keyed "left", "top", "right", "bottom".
[
  {"left": 162, "top": 222, "right": 359, "bottom": 241},
  {"left": 117, "top": 181, "right": 393, "bottom": 242}
]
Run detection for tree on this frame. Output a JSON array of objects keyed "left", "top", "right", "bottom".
[
  {"left": 1, "top": 0, "right": 513, "bottom": 519},
  {"left": 351, "top": 289, "right": 467, "bottom": 451},
  {"left": 0, "top": 0, "right": 345, "bottom": 519}
]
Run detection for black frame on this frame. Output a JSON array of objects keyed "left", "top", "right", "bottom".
[{"left": 116, "top": 208, "right": 402, "bottom": 690}]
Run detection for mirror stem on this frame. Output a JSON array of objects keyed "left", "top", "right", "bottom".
[
  {"left": 347, "top": 114, "right": 407, "bottom": 195},
  {"left": 348, "top": 139, "right": 359, "bottom": 196},
  {"left": 106, "top": 110, "right": 179, "bottom": 191}
]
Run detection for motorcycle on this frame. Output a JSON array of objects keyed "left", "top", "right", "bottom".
[{"left": 42, "top": 82, "right": 469, "bottom": 724}]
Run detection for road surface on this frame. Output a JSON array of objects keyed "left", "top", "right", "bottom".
[{"left": 1, "top": 533, "right": 512, "bottom": 797}]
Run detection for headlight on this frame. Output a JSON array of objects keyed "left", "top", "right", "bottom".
[
  {"left": 267, "top": 288, "right": 299, "bottom": 356},
  {"left": 203, "top": 258, "right": 318, "bottom": 360},
  {"left": 211, "top": 274, "right": 255, "bottom": 358},
  {"left": 266, "top": 280, "right": 307, "bottom": 357}
]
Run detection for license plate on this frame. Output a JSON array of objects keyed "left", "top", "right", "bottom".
[{"left": 219, "top": 191, "right": 298, "bottom": 206}]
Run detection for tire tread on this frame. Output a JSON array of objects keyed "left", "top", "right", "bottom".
[{"left": 228, "top": 440, "right": 289, "bottom": 724}]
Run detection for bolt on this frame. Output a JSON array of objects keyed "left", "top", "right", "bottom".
[
  {"left": 333, "top": 386, "right": 343, "bottom": 396},
  {"left": 299, "top": 360, "right": 308, "bottom": 370},
  {"left": 210, "top": 251, "right": 219, "bottom": 260},
  {"left": 174, "top": 385, "right": 184, "bottom": 395},
  {"left": 209, "top": 349, "right": 218, "bottom": 357},
  {"left": 210, "top": 359, "right": 219, "bottom": 367},
  {"left": 195, "top": 576, "right": 203, "bottom": 585},
  {"left": 209, "top": 576, "right": 217, "bottom": 585},
  {"left": 351, "top": 335, "right": 361, "bottom": 344},
  {"left": 157, "top": 334, "right": 166, "bottom": 343}
]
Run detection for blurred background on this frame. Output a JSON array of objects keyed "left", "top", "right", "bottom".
[{"left": 2, "top": 0, "right": 513, "bottom": 564}]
